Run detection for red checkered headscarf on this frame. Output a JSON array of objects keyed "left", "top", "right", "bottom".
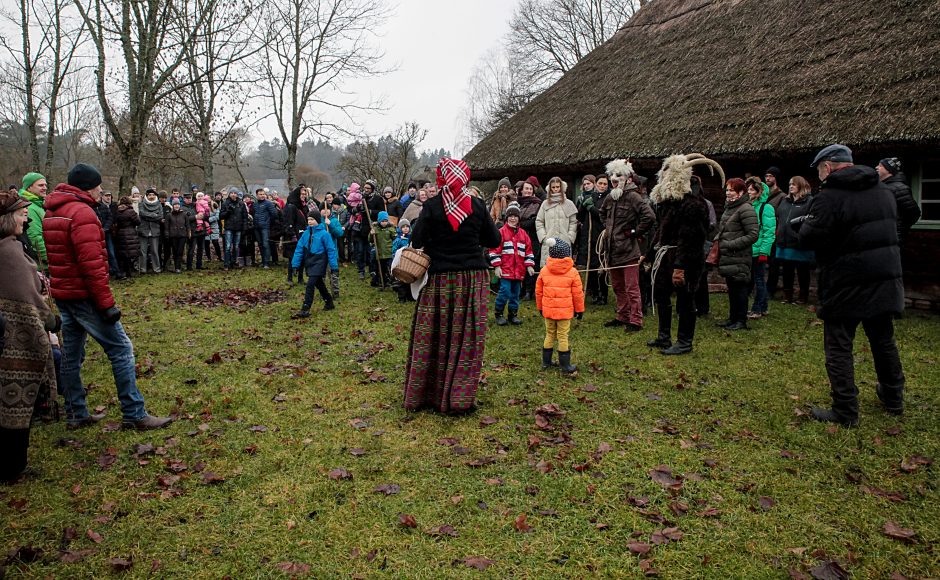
[{"left": 436, "top": 157, "right": 472, "bottom": 232}]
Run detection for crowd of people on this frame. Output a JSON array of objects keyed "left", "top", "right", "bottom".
[{"left": 0, "top": 144, "right": 923, "bottom": 482}]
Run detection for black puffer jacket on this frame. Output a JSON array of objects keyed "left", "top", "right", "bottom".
[
  {"left": 716, "top": 196, "right": 759, "bottom": 283},
  {"left": 882, "top": 172, "right": 921, "bottom": 241},
  {"left": 220, "top": 197, "right": 248, "bottom": 231},
  {"left": 410, "top": 195, "right": 501, "bottom": 274},
  {"left": 114, "top": 204, "right": 141, "bottom": 259},
  {"left": 799, "top": 165, "right": 903, "bottom": 319},
  {"left": 166, "top": 208, "right": 194, "bottom": 238}
]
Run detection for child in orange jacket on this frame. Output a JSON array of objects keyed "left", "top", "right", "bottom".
[{"left": 536, "top": 238, "right": 585, "bottom": 373}]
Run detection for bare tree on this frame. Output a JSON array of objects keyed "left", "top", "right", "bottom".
[
  {"left": 508, "top": 0, "right": 638, "bottom": 92},
  {"left": 0, "top": 0, "right": 88, "bottom": 174},
  {"left": 457, "top": 48, "right": 536, "bottom": 150},
  {"left": 336, "top": 122, "right": 427, "bottom": 194},
  {"left": 147, "top": 0, "right": 261, "bottom": 194},
  {"left": 459, "top": 0, "right": 639, "bottom": 150},
  {"left": 72, "top": 0, "right": 219, "bottom": 193},
  {"left": 257, "top": 0, "right": 390, "bottom": 189}
]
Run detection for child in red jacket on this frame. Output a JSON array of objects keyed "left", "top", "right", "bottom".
[
  {"left": 488, "top": 202, "right": 534, "bottom": 326},
  {"left": 536, "top": 238, "right": 585, "bottom": 373}
]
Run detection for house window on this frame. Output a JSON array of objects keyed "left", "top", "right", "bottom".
[{"left": 915, "top": 157, "right": 940, "bottom": 228}]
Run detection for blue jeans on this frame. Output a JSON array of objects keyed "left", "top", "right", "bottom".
[
  {"left": 56, "top": 299, "right": 146, "bottom": 423},
  {"left": 224, "top": 230, "right": 241, "bottom": 267},
  {"left": 496, "top": 278, "right": 521, "bottom": 312},
  {"left": 104, "top": 232, "right": 121, "bottom": 275},
  {"left": 750, "top": 259, "right": 768, "bottom": 314},
  {"left": 255, "top": 227, "right": 271, "bottom": 266}
]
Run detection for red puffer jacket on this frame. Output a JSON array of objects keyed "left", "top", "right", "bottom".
[
  {"left": 42, "top": 184, "right": 115, "bottom": 310},
  {"left": 487, "top": 223, "right": 534, "bottom": 280}
]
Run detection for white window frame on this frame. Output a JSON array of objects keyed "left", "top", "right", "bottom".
[{"left": 913, "top": 159, "right": 940, "bottom": 230}]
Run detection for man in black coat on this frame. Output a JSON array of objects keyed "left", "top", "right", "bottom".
[
  {"left": 799, "top": 144, "right": 906, "bottom": 427},
  {"left": 220, "top": 190, "right": 248, "bottom": 269},
  {"left": 876, "top": 157, "right": 921, "bottom": 243}
]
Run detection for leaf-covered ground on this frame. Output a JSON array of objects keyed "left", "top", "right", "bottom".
[{"left": 2, "top": 264, "right": 938, "bottom": 578}]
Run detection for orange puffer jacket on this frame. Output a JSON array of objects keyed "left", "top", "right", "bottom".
[{"left": 536, "top": 256, "right": 585, "bottom": 320}]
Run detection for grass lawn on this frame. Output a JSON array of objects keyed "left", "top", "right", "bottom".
[{"left": 2, "top": 263, "right": 938, "bottom": 578}]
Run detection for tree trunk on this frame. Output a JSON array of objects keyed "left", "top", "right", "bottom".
[{"left": 286, "top": 142, "right": 297, "bottom": 190}]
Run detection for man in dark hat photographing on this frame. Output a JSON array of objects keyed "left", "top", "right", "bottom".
[{"left": 798, "top": 145, "right": 906, "bottom": 427}]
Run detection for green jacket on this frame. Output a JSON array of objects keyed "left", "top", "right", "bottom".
[
  {"left": 751, "top": 183, "right": 776, "bottom": 258},
  {"left": 373, "top": 224, "right": 396, "bottom": 259},
  {"left": 19, "top": 190, "right": 46, "bottom": 264}
]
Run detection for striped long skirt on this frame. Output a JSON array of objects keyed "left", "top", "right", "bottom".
[{"left": 403, "top": 270, "right": 489, "bottom": 413}]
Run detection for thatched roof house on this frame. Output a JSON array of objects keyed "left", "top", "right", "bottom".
[{"left": 466, "top": 0, "right": 940, "bottom": 306}]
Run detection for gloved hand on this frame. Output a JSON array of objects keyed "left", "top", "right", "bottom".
[
  {"left": 494, "top": 266, "right": 503, "bottom": 278},
  {"left": 100, "top": 306, "right": 122, "bottom": 325},
  {"left": 581, "top": 196, "right": 594, "bottom": 210},
  {"left": 758, "top": 255, "right": 768, "bottom": 264},
  {"left": 526, "top": 266, "right": 535, "bottom": 276},
  {"left": 790, "top": 214, "right": 810, "bottom": 231},
  {"left": 575, "top": 312, "right": 583, "bottom": 320},
  {"left": 672, "top": 268, "right": 686, "bottom": 287}
]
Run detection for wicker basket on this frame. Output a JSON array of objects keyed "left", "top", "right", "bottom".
[{"left": 392, "top": 247, "right": 431, "bottom": 284}]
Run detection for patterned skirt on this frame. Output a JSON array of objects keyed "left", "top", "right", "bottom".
[{"left": 403, "top": 270, "right": 489, "bottom": 413}]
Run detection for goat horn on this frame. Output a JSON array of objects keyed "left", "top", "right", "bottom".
[
  {"left": 686, "top": 158, "right": 726, "bottom": 185},
  {"left": 684, "top": 153, "right": 707, "bottom": 161}
]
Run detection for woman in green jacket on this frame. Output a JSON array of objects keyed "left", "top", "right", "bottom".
[{"left": 746, "top": 177, "right": 776, "bottom": 318}]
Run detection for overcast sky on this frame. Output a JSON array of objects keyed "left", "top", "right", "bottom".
[{"left": 254, "top": 0, "right": 516, "bottom": 156}]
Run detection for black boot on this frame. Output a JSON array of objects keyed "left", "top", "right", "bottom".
[
  {"left": 809, "top": 406, "right": 859, "bottom": 427},
  {"left": 509, "top": 310, "right": 522, "bottom": 325},
  {"left": 558, "top": 350, "right": 577, "bottom": 374},
  {"left": 324, "top": 299, "right": 335, "bottom": 311},
  {"left": 661, "top": 340, "right": 692, "bottom": 355},
  {"left": 495, "top": 307, "right": 508, "bottom": 326},
  {"left": 646, "top": 333, "right": 672, "bottom": 349},
  {"left": 291, "top": 309, "right": 310, "bottom": 319},
  {"left": 541, "top": 348, "right": 555, "bottom": 370}
]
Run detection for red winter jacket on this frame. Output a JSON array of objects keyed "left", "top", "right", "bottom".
[
  {"left": 42, "top": 184, "right": 115, "bottom": 310},
  {"left": 487, "top": 223, "right": 534, "bottom": 280}
]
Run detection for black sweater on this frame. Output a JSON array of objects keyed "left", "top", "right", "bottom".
[{"left": 410, "top": 195, "right": 501, "bottom": 273}]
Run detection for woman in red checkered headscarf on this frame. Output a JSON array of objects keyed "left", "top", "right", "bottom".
[{"left": 403, "top": 158, "right": 501, "bottom": 414}]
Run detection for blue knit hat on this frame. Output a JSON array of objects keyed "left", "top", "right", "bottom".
[
  {"left": 377, "top": 211, "right": 389, "bottom": 222},
  {"left": 547, "top": 237, "right": 571, "bottom": 259}
]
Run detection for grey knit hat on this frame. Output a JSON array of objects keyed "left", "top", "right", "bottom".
[
  {"left": 498, "top": 177, "right": 512, "bottom": 189},
  {"left": 504, "top": 201, "right": 521, "bottom": 218}
]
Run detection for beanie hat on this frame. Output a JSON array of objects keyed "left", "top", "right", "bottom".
[
  {"left": 526, "top": 176, "right": 541, "bottom": 190},
  {"left": 765, "top": 166, "right": 782, "bottom": 181},
  {"left": 498, "top": 177, "right": 512, "bottom": 189},
  {"left": 879, "top": 157, "right": 901, "bottom": 175},
  {"left": 20, "top": 172, "right": 45, "bottom": 193},
  {"left": 131, "top": 186, "right": 140, "bottom": 195},
  {"left": 67, "top": 163, "right": 103, "bottom": 191},
  {"left": 547, "top": 237, "right": 571, "bottom": 259},
  {"left": 365, "top": 179, "right": 378, "bottom": 191},
  {"left": 504, "top": 201, "right": 521, "bottom": 218},
  {"left": 383, "top": 186, "right": 394, "bottom": 195},
  {"left": 398, "top": 218, "right": 411, "bottom": 230},
  {"left": 377, "top": 211, "right": 389, "bottom": 222}
]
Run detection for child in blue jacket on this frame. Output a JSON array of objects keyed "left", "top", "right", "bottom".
[
  {"left": 391, "top": 218, "right": 412, "bottom": 303},
  {"left": 291, "top": 215, "right": 338, "bottom": 318},
  {"left": 320, "top": 206, "right": 344, "bottom": 300}
]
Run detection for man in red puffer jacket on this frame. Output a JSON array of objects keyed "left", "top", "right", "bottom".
[{"left": 43, "top": 163, "right": 172, "bottom": 431}]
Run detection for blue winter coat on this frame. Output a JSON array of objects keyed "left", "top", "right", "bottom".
[
  {"left": 291, "top": 223, "right": 338, "bottom": 277},
  {"left": 253, "top": 199, "right": 279, "bottom": 229},
  {"left": 391, "top": 232, "right": 411, "bottom": 256}
]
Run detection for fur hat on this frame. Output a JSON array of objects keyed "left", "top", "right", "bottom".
[
  {"left": 547, "top": 237, "right": 571, "bottom": 259},
  {"left": 504, "top": 201, "right": 521, "bottom": 218}
]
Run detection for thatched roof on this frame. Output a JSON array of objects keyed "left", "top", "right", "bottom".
[{"left": 465, "top": 0, "right": 940, "bottom": 179}]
